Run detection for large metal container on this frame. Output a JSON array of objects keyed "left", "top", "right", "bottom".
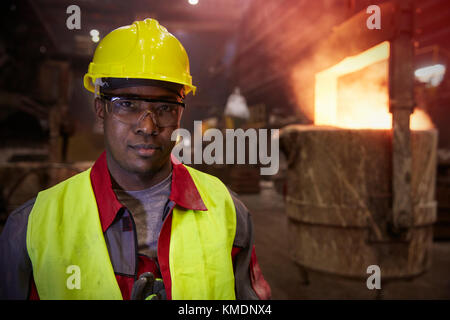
[{"left": 280, "top": 125, "right": 438, "bottom": 279}]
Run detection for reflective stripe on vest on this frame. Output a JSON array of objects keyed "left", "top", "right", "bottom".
[{"left": 26, "top": 165, "right": 236, "bottom": 300}]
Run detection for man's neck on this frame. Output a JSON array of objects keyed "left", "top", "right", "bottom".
[{"left": 106, "top": 154, "right": 172, "bottom": 191}]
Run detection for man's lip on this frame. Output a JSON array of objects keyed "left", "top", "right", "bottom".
[
  {"left": 129, "top": 144, "right": 162, "bottom": 157},
  {"left": 129, "top": 144, "right": 162, "bottom": 150}
]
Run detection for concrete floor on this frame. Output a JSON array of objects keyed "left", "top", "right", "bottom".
[{"left": 239, "top": 181, "right": 450, "bottom": 300}]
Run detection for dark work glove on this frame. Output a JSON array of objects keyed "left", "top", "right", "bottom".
[{"left": 131, "top": 272, "right": 166, "bottom": 300}]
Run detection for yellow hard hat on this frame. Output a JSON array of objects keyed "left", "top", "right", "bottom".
[{"left": 84, "top": 18, "right": 196, "bottom": 95}]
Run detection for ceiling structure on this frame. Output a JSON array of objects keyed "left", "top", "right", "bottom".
[
  {"left": 25, "top": 0, "right": 247, "bottom": 56},
  {"left": 1, "top": 0, "right": 250, "bottom": 132}
]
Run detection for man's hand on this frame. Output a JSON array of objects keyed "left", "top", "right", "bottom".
[{"left": 131, "top": 272, "right": 166, "bottom": 300}]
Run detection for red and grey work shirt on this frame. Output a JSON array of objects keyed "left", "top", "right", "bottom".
[{"left": 0, "top": 151, "right": 271, "bottom": 300}]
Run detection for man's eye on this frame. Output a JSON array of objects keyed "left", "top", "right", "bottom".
[
  {"left": 116, "top": 100, "right": 136, "bottom": 110},
  {"left": 156, "top": 104, "right": 173, "bottom": 113}
]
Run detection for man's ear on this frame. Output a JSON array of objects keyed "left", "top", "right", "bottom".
[
  {"left": 177, "top": 107, "right": 184, "bottom": 127},
  {"left": 94, "top": 98, "right": 105, "bottom": 131},
  {"left": 94, "top": 97, "right": 105, "bottom": 120}
]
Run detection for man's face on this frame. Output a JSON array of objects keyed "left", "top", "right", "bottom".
[{"left": 95, "top": 84, "right": 183, "bottom": 176}]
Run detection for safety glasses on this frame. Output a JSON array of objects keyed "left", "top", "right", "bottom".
[{"left": 101, "top": 93, "right": 185, "bottom": 127}]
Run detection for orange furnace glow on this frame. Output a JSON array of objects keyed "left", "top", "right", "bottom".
[{"left": 313, "top": 41, "right": 434, "bottom": 130}]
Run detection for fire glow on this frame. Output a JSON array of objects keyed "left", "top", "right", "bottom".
[{"left": 314, "top": 41, "right": 433, "bottom": 130}]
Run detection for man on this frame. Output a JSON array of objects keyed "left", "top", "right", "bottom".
[{"left": 0, "top": 18, "right": 271, "bottom": 300}]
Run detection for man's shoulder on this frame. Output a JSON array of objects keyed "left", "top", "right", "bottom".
[
  {"left": 8, "top": 198, "right": 36, "bottom": 219},
  {"left": 45, "top": 169, "right": 90, "bottom": 191},
  {"left": 4, "top": 170, "right": 90, "bottom": 225},
  {"left": 183, "top": 165, "right": 249, "bottom": 209},
  {"left": 180, "top": 164, "right": 251, "bottom": 219},
  {"left": 226, "top": 187, "right": 249, "bottom": 215},
  {"left": 1, "top": 197, "right": 36, "bottom": 235},
  {"left": 182, "top": 164, "right": 225, "bottom": 187},
  {"left": 34, "top": 169, "right": 91, "bottom": 202}
]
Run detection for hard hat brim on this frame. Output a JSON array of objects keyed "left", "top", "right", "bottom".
[{"left": 84, "top": 74, "right": 196, "bottom": 96}]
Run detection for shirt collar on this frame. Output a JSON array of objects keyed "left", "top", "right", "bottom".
[{"left": 90, "top": 151, "right": 207, "bottom": 232}]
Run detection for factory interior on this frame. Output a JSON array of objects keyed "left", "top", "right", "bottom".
[{"left": 1, "top": 0, "right": 450, "bottom": 299}]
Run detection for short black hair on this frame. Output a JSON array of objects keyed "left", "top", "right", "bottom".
[{"left": 99, "top": 78, "right": 185, "bottom": 98}]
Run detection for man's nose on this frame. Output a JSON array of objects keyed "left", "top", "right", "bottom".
[{"left": 135, "top": 111, "right": 158, "bottom": 135}]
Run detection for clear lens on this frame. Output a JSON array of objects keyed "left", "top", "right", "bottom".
[{"left": 107, "top": 97, "right": 182, "bottom": 127}]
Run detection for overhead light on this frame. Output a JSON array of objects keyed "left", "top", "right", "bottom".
[
  {"left": 188, "top": 0, "right": 199, "bottom": 5},
  {"left": 90, "top": 29, "right": 100, "bottom": 43},
  {"left": 90, "top": 29, "right": 99, "bottom": 37},
  {"left": 415, "top": 64, "right": 446, "bottom": 87}
]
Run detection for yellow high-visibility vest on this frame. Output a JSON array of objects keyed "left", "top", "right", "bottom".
[{"left": 26, "top": 165, "right": 236, "bottom": 300}]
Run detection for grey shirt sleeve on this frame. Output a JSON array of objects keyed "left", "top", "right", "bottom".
[
  {"left": 228, "top": 189, "right": 260, "bottom": 300},
  {"left": 0, "top": 198, "right": 35, "bottom": 300}
]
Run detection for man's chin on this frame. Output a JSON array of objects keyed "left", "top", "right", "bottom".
[
  {"left": 126, "top": 155, "right": 170, "bottom": 176},
  {"left": 127, "top": 162, "right": 160, "bottom": 175}
]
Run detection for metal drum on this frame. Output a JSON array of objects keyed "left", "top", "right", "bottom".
[{"left": 280, "top": 125, "right": 437, "bottom": 279}]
